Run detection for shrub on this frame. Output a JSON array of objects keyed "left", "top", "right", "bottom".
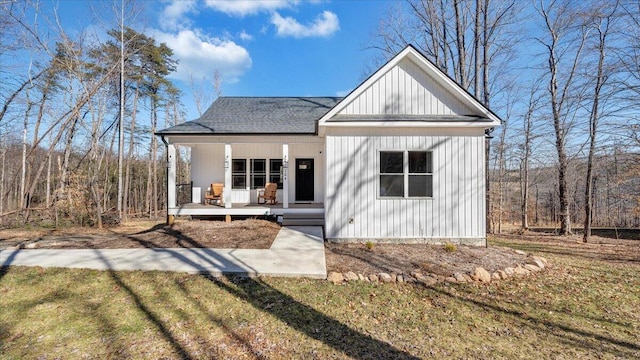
[
  {"left": 365, "top": 241, "right": 375, "bottom": 251},
  {"left": 443, "top": 243, "right": 457, "bottom": 252}
]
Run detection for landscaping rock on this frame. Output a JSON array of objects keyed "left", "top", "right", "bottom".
[
  {"left": 527, "top": 257, "right": 545, "bottom": 270},
  {"left": 471, "top": 267, "right": 491, "bottom": 283},
  {"left": 504, "top": 267, "right": 515, "bottom": 276},
  {"left": 379, "top": 273, "right": 393, "bottom": 283},
  {"left": 515, "top": 250, "right": 527, "bottom": 255},
  {"left": 414, "top": 273, "right": 437, "bottom": 285},
  {"left": 513, "top": 266, "right": 530, "bottom": 276},
  {"left": 396, "top": 275, "right": 404, "bottom": 283},
  {"left": 345, "top": 271, "right": 359, "bottom": 281},
  {"left": 498, "top": 270, "right": 508, "bottom": 279},
  {"left": 524, "top": 264, "right": 541, "bottom": 272},
  {"left": 368, "top": 274, "right": 379, "bottom": 283},
  {"left": 327, "top": 272, "right": 345, "bottom": 284},
  {"left": 357, "top": 273, "right": 366, "bottom": 281},
  {"left": 533, "top": 255, "right": 548, "bottom": 265},
  {"left": 390, "top": 273, "right": 397, "bottom": 282},
  {"left": 453, "top": 272, "right": 467, "bottom": 283},
  {"left": 492, "top": 272, "right": 501, "bottom": 280},
  {"left": 445, "top": 276, "right": 457, "bottom": 283},
  {"left": 463, "top": 274, "right": 473, "bottom": 282}
]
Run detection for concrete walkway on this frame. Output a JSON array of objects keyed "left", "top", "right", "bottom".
[{"left": 0, "top": 226, "right": 326, "bottom": 279}]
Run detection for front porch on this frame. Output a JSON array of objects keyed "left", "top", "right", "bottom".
[
  {"left": 163, "top": 134, "right": 326, "bottom": 224},
  {"left": 168, "top": 202, "right": 325, "bottom": 217}
]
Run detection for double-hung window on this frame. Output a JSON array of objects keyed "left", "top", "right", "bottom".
[
  {"left": 232, "top": 159, "right": 246, "bottom": 189},
  {"left": 269, "top": 159, "right": 284, "bottom": 189},
  {"left": 379, "top": 151, "right": 432, "bottom": 198},
  {"left": 250, "top": 159, "right": 266, "bottom": 189}
]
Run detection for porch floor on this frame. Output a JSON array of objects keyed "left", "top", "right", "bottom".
[{"left": 169, "top": 202, "right": 324, "bottom": 217}]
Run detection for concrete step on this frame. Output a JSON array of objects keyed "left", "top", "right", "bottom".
[{"left": 281, "top": 218, "right": 325, "bottom": 226}]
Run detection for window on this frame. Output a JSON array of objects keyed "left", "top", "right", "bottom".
[
  {"left": 232, "top": 159, "right": 246, "bottom": 189},
  {"left": 379, "top": 152, "right": 404, "bottom": 197},
  {"left": 250, "top": 159, "right": 266, "bottom": 189},
  {"left": 269, "top": 159, "right": 283, "bottom": 189},
  {"left": 379, "top": 151, "right": 432, "bottom": 198}
]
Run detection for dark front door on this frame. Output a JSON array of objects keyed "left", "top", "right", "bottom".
[{"left": 295, "top": 158, "right": 314, "bottom": 202}]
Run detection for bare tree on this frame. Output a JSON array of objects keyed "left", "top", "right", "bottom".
[
  {"left": 520, "top": 82, "right": 542, "bottom": 230},
  {"left": 583, "top": 2, "right": 618, "bottom": 242},
  {"left": 536, "top": 0, "right": 589, "bottom": 235}
]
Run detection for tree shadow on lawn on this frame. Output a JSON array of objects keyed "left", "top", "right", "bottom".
[
  {"left": 427, "top": 284, "right": 640, "bottom": 358},
  {"left": 205, "top": 274, "right": 420, "bottom": 359},
  {"left": 491, "top": 238, "right": 640, "bottom": 264},
  {"left": 103, "top": 225, "right": 420, "bottom": 359}
]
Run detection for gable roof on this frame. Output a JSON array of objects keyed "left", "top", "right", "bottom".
[
  {"left": 157, "top": 97, "right": 342, "bottom": 135},
  {"left": 318, "top": 45, "right": 502, "bottom": 129}
]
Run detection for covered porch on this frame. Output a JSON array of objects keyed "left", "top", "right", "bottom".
[{"left": 164, "top": 135, "right": 326, "bottom": 222}]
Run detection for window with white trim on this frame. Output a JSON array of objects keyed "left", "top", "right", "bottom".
[{"left": 379, "top": 151, "right": 432, "bottom": 198}]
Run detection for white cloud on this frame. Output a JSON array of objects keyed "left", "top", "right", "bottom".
[
  {"left": 335, "top": 89, "right": 350, "bottom": 97},
  {"left": 161, "top": 0, "right": 197, "bottom": 30},
  {"left": 152, "top": 29, "right": 252, "bottom": 83},
  {"left": 271, "top": 11, "right": 339, "bottom": 38},
  {"left": 239, "top": 30, "right": 253, "bottom": 41},
  {"left": 204, "top": 0, "right": 291, "bottom": 17}
]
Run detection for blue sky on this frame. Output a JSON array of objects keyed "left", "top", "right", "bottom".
[
  {"left": 37, "top": 1, "right": 394, "bottom": 122},
  {"left": 134, "top": 0, "right": 393, "bottom": 120}
]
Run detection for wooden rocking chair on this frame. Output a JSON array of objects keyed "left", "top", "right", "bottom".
[
  {"left": 204, "top": 183, "right": 224, "bottom": 205},
  {"left": 257, "top": 182, "right": 278, "bottom": 204}
]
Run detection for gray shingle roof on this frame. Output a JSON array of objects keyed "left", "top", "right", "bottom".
[{"left": 157, "top": 97, "right": 343, "bottom": 135}]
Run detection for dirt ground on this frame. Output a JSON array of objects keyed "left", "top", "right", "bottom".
[
  {"left": 324, "top": 242, "right": 528, "bottom": 276},
  {"left": 2, "top": 219, "right": 637, "bottom": 277},
  {"left": 0, "top": 219, "right": 279, "bottom": 250}
]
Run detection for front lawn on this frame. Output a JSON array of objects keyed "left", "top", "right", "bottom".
[{"left": 1, "top": 235, "right": 638, "bottom": 359}]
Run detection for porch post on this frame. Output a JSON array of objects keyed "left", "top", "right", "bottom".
[
  {"left": 224, "top": 144, "right": 232, "bottom": 208},
  {"left": 282, "top": 143, "right": 289, "bottom": 209},
  {"left": 166, "top": 144, "right": 176, "bottom": 225}
]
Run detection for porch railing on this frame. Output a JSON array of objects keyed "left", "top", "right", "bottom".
[{"left": 176, "top": 182, "right": 192, "bottom": 206}]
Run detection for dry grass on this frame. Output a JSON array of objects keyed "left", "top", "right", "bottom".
[{"left": 1, "top": 229, "right": 639, "bottom": 359}]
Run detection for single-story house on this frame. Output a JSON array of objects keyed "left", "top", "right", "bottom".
[{"left": 156, "top": 45, "right": 501, "bottom": 245}]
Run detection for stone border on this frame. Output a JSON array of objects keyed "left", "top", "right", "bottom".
[{"left": 327, "top": 251, "right": 548, "bottom": 285}]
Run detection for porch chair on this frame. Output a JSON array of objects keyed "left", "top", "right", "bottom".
[
  {"left": 258, "top": 182, "right": 278, "bottom": 204},
  {"left": 204, "top": 183, "right": 224, "bottom": 205}
]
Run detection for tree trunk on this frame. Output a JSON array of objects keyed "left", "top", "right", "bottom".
[
  {"left": 46, "top": 154, "right": 51, "bottom": 208},
  {"left": 124, "top": 87, "right": 139, "bottom": 220},
  {"left": 453, "top": 0, "right": 467, "bottom": 86},
  {"left": 474, "top": 0, "right": 481, "bottom": 97},
  {"left": 584, "top": 10, "right": 611, "bottom": 243}
]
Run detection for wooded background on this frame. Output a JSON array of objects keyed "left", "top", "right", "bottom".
[{"left": 1, "top": 0, "right": 638, "bottom": 242}]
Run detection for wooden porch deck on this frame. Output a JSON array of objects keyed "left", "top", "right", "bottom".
[{"left": 168, "top": 202, "right": 324, "bottom": 217}]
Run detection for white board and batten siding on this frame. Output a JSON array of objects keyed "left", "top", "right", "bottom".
[
  {"left": 338, "top": 58, "right": 473, "bottom": 116},
  {"left": 325, "top": 130, "right": 486, "bottom": 242},
  {"left": 322, "top": 50, "right": 493, "bottom": 244}
]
